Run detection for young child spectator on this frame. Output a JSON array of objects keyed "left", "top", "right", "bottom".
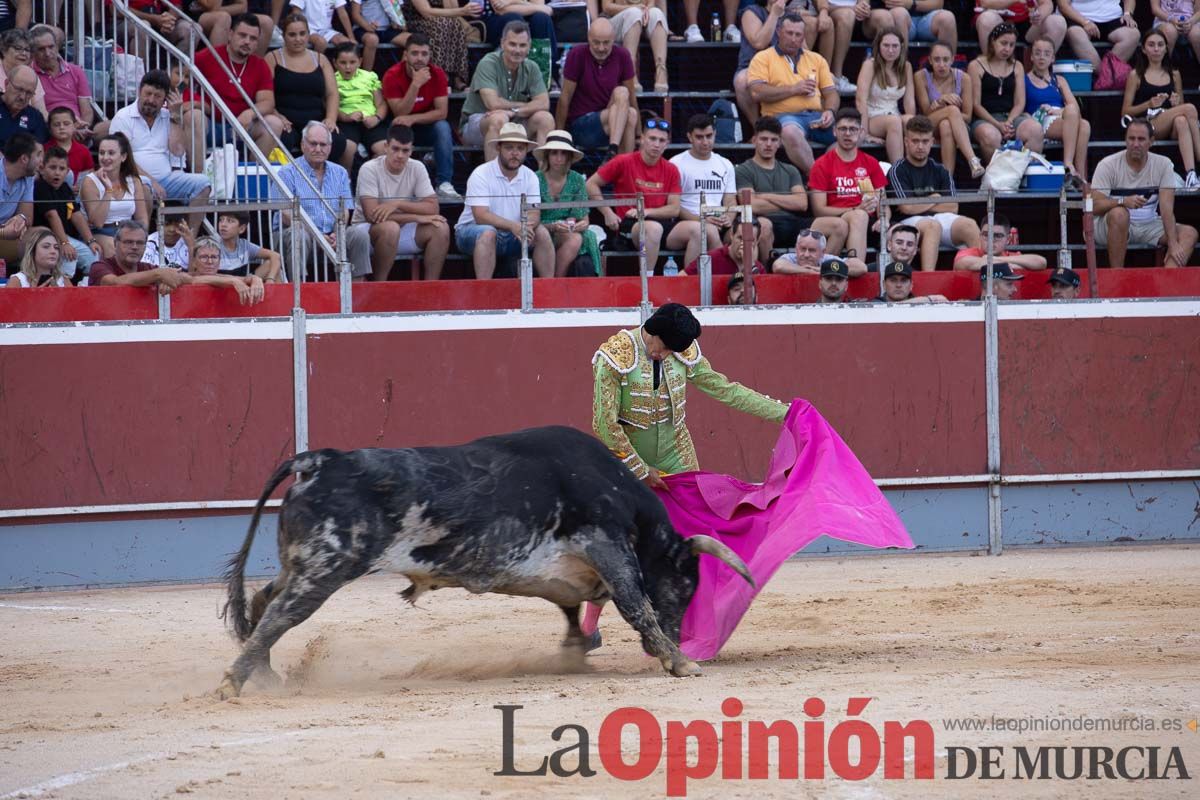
[
  {"left": 33, "top": 146, "right": 101, "bottom": 281},
  {"left": 290, "top": 0, "right": 378, "bottom": 69},
  {"left": 45, "top": 106, "right": 93, "bottom": 186},
  {"left": 216, "top": 211, "right": 282, "bottom": 282},
  {"left": 143, "top": 201, "right": 194, "bottom": 269},
  {"left": 333, "top": 42, "right": 390, "bottom": 159},
  {"left": 351, "top": 0, "right": 409, "bottom": 52},
  {"left": 4, "top": 226, "right": 71, "bottom": 287}
]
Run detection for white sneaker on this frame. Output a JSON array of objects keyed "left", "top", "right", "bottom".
[
  {"left": 436, "top": 181, "right": 463, "bottom": 201},
  {"left": 684, "top": 24, "right": 703, "bottom": 43},
  {"left": 834, "top": 74, "right": 856, "bottom": 93},
  {"left": 1186, "top": 170, "right": 1200, "bottom": 191},
  {"left": 724, "top": 24, "right": 741, "bottom": 43}
]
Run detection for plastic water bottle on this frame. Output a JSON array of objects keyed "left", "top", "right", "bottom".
[{"left": 663, "top": 256, "right": 680, "bottom": 276}]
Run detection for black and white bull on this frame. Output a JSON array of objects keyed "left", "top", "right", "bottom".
[{"left": 217, "top": 426, "right": 753, "bottom": 698}]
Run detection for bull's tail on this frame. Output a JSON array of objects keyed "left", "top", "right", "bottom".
[{"left": 220, "top": 454, "right": 308, "bottom": 642}]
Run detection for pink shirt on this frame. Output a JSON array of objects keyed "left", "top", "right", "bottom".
[{"left": 34, "top": 58, "right": 91, "bottom": 118}]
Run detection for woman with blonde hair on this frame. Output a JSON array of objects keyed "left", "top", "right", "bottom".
[
  {"left": 1024, "top": 36, "right": 1091, "bottom": 178},
  {"left": 6, "top": 228, "right": 70, "bottom": 288},
  {"left": 856, "top": 28, "right": 914, "bottom": 163},
  {"left": 534, "top": 130, "right": 601, "bottom": 277}
]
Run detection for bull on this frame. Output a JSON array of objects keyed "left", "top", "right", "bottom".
[{"left": 217, "top": 426, "right": 753, "bottom": 699}]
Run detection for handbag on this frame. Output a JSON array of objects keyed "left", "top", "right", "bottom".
[
  {"left": 1093, "top": 50, "right": 1132, "bottom": 91},
  {"left": 981, "top": 144, "right": 1052, "bottom": 193},
  {"left": 204, "top": 142, "right": 239, "bottom": 201}
]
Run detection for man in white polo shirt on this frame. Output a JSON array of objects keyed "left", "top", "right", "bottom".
[{"left": 455, "top": 122, "right": 554, "bottom": 280}]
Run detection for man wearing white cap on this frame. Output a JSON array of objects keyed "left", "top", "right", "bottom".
[{"left": 455, "top": 121, "right": 554, "bottom": 280}]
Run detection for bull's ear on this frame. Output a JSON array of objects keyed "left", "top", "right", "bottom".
[{"left": 689, "top": 535, "right": 755, "bottom": 588}]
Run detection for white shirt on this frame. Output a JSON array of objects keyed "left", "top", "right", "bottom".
[
  {"left": 291, "top": 0, "right": 345, "bottom": 34},
  {"left": 109, "top": 103, "right": 173, "bottom": 181},
  {"left": 669, "top": 150, "right": 736, "bottom": 217},
  {"left": 1068, "top": 0, "right": 1123, "bottom": 23},
  {"left": 456, "top": 159, "right": 541, "bottom": 230}
]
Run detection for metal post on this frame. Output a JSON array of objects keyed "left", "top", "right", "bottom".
[
  {"left": 981, "top": 187, "right": 1002, "bottom": 554},
  {"left": 697, "top": 191, "right": 712, "bottom": 306},
  {"left": 336, "top": 211, "right": 351, "bottom": 314},
  {"left": 292, "top": 308, "right": 309, "bottom": 454},
  {"left": 156, "top": 203, "right": 171, "bottom": 320},
  {"left": 1058, "top": 181, "right": 1070, "bottom": 272},
  {"left": 984, "top": 190, "right": 995, "bottom": 299},
  {"left": 291, "top": 196, "right": 302, "bottom": 307},
  {"left": 519, "top": 193, "right": 533, "bottom": 312},
  {"left": 637, "top": 194, "right": 651, "bottom": 321},
  {"left": 1082, "top": 183, "right": 1100, "bottom": 298},
  {"left": 738, "top": 188, "right": 754, "bottom": 304}
]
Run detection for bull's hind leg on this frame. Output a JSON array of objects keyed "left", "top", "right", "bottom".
[
  {"left": 216, "top": 571, "right": 342, "bottom": 700},
  {"left": 559, "top": 605, "right": 587, "bottom": 649}
]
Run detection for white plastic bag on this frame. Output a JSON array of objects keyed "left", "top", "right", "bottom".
[
  {"left": 113, "top": 52, "right": 145, "bottom": 104},
  {"left": 982, "top": 146, "right": 1051, "bottom": 193},
  {"left": 204, "top": 142, "right": 238, "bottom": 201}
]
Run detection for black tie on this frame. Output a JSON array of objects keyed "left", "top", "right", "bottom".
[{"left": 652, "top": 360, "right": 661, "bottom": 390}]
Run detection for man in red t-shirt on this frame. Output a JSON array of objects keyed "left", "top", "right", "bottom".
[
  {"left": 684, "top": 218, "right": 765, "bottom": 276},
  {"left": 180, "top": 15, "right": 285, "bottom": 171},
  {"left": 381, "top": 33, "right": 459, "bottom": 200},
  {"left": 587, "top": 117, "right": 709, "bottom": 271},
  {"left": 810, "top": 108, "right": 887, "bottom": 269}
]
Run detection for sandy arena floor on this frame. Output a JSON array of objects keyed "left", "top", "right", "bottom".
[{"left": 1, "top": 546, "right": 1197, "bottom": 799}]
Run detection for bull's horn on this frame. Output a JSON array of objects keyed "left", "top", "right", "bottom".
[{"left": 689, "top": 535, "right": 756, "bottom": 588}]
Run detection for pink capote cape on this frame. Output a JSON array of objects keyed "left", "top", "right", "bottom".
[{"left": 659, "top": 399, "right": 914, "bottom": 661}]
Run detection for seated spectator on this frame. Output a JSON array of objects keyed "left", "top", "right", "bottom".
[
  {"left": 267, "top": 15, "right": 354, "bottom": 172},
  {"left": 915, "top": 41, "right": 984, "bottom": 178},
  {"left": 968, "top": 23, "right": 1042, "bottom": 165},
  {"left": 736, "top": 1, "right": 833, "bottom": 130},
  {"left": 772, "top": 227, "right": 867, "bottom": 274},
  {"left": 684, "top": 218, "right": 766, "bottom": 276},
  {"left": 1025, "top": 37, "right": 1091, "bottom": 179},
  {"left": 34, "top": 146, "right": 101, "bottom": 281},
  {"left": 187, "top": 236, "right": 266, "bottom": 304},
  {"left": 735, "top": 116, "right": 848, "bottom": 261},
  {"left": 1090, "top": 117, "right": 1197, "bottom": 268},
  {"left": 482, "top": 1, "right": 557, "bottom": 85},
  {"left": 181, "top": 15, "right": 286, "bottom": 172},
  {"left": 726, "top": 271, "right": 756, "bottom": 305},
  {"left": 290, "top": 0, "right": 379, "bottom": 69},
  {"left": 975, "top": 1, "right": 1066, "bottom": 55},
  {"left": 0, "top": 64, "right": 48, "bottom": 143},
  {"left": 1047, "top": 266, "right": 1081, "bottom": 299},
  {"left": 815, "top": 256, "right": 850, "bottom": 303},
  {"left": 0, "top": 131, "right": 38, "bottom": 266},
  {"left": 600, "top": 0, "right": 669, "bottom": 92},
  {"left": 351, "top": 0, "right": 410, "bottom": 53},
  {"left": 856, "top": 29, "right": 914, "bottom": 164},
  {"left": 978, "top": 261, "right": 1023, "bottom": 299},
  {"left": 88, "top": 219, "right": 190, "bottom": 294},
  {"left": 352, "top": 123, "right": 450, "bottom": 281},
  {"left": 874, "top": 260, "right": 949, "bottom": 303},
  {"left": 682, "top": 0, "right": 742, "bottom": 43},
  {"left": 190, "top": 0, "right": 278, "bottom": 58},
  {"left": 0, "top": 29, "right": 46, "bottom": 117},
  {"left": 747, "top": 13, "right": 838, "bottom": 175},
  {"left": 671, "top": 114, "right": 737, "bottom": 266},
  {"left": 110, "top": 70, "right": 212, "bottom": 227},
  {"left": 1151, "top": 0, "right": 1200, "bottom": 64},
  {"left": 867, "top": 221, "right": 918, "bottom": 272},
  {"left": 29, "top": 25, "right": 93, "bottom": 137},
  {"left": 953, "top": 214, "right": 1048, "bottom": 270},
  {"left": 333, "top": 42, "right": 390, "bottom": 159},
  {"left": 827, "top": 0, "right": 905, "bottom": 91},
  {"left": 459, "top": 20, "right": 554, "bottom": 160},
  {"left": 271, "top": 121, "right": 371, "bottom": 280},
  {"left": 0, "top": 1, "right": 31, "bottom": 38},
  {"left": 534, "top": 130, "right": 602, "bottom": 276},
  {"left": 456, "top": 122, "right": 553, "bottom": 279},
  {"left": 1121, "top": 28, "right": 1200, "bottom": 190},
  {"left": 4, "top": 226, "right": 70, "bottom": 287},
  {"left": 80, "top": 134, "right": 151, "bottom": 260},
  {"left": 143, "top": 202, "right": 194, "bottom": 268},
  {"left": 554, "top": 17, "right": 637, "bottom": 156},
  {"left": 217, "top": 211, "right": 282, "bottom": 282},
  {"left": 888, "top": 115, "right": 980, "bottom": 271},
  {"left": 382, "top": 33, "right": 460, "bottom": 200},
  {"left": 1061, "top": 0, "right": 1139, "bottom": 69},
  {"left": 809, "top": 108, "right": 886, "bottom": 271},
  {"left": 908, "top": 1, "right": 956, "bottom": 51},
  {"left": 117, "top": 0, "right": 203, "bottom": 57},
  {"left": 588, "top": 117, "right": 699, "bottom": 273},
  {"left": 45, "top": 107, "right": 94, "bottom": 187},
  {"left": 402, "top": 0, "right": 479, "bottom": 92}
]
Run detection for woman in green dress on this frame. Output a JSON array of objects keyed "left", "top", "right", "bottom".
[{"left": 534, "top": 131, "right": 603, "bottom": 276}]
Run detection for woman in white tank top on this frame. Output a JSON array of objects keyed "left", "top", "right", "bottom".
[
  {"left": 855, "top": 29, "right": 914, "bottom": 164},
  {"left": 4, "top": 228, "right": 71, "bottom": 288},
  {"left": 80, "top": 133, "right": 150, "bottom": 260}
]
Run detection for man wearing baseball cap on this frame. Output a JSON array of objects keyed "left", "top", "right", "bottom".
[
  {"left": 978, "top": 262, "right": 1024, "bottom": 300},
  {"left": 816, "top": 257, "right": 850, "bottom": 304},
  {"left": 874, "top": 260, "right": 949, "bottom": 304},
  {"left": 1047, "top": 266, "right": 1081, "bottom": 300}
]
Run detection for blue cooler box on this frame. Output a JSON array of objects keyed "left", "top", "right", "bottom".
[
  {"left": 1024, "top": 161, "right": 1066, "bottom": 191},
  {"left": 235, "top": 162, "right": 274, "bottom": 200},
  {"left": 1054, "top": 60, "right": 1093, "bottom": 92}
]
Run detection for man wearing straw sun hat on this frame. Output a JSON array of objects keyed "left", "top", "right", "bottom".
[
  {"left": 455, "top": 121, "right": 555, "bottom": 280},
  {"left": 534, "top": 130, "right": 603, "bottom": 277}
]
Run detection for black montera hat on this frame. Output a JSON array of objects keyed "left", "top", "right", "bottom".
[{"left": 644, "top": 303, "right": 702, "bottom": 352}]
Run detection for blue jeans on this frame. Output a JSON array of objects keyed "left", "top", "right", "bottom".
[
  {"left": 413, "top": 120, "right": 454, "bottom": 186},
  {"left": 570, "top": 112, "right": 608, "bottom": 149},
  {"left": 778, "top": 111, "right": 835, "bottom": 145},
  {"left": 65, "top": 235, "right": 99, "bottom": 281}
]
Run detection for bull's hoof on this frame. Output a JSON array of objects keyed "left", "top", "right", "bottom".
[
  {"left": 583, "top": 630, "right": 602, "bottom": 653},
  {"left": 214, "top": 675, "right": 242, "bottom": 700},
  {"left": 669, "top": 659, "right": 702, "bottom": 678}
]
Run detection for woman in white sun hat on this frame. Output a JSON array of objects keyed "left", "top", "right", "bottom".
[{"left": 534, "top": 130, "right": 603, "bottom": 276}]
